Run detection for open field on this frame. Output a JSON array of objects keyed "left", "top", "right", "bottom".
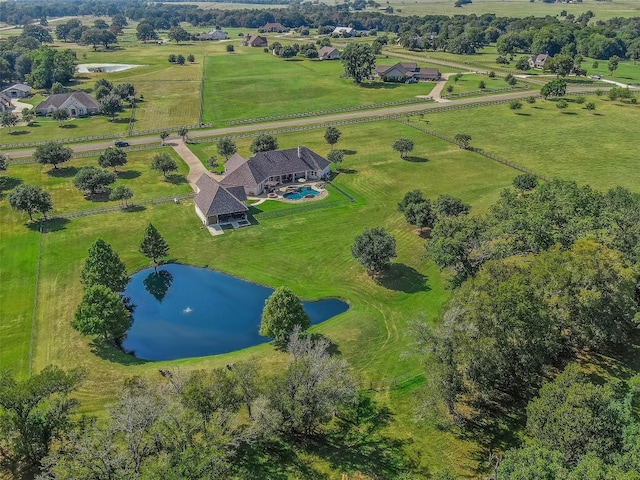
[
  {"left": 1, "top": 120, "right": 519, "bottom": 476},
  {"left": 377, "top": 0, "right": 640, "bottom": 19},
  {"left": 202, "top": 49, "right": 437, "bottom": 124},
  {"left": 443, "top": 72, "right": 518, "bottom": 94},
  {"left": 419, "top": 93, "right": 640, "bottom": 192}
]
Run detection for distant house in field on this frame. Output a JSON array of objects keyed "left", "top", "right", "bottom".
[
  {"left": 332, "top": 26, "right": 355, "bottom": 37},
  {"left": 376, "top": 62, "right": 440, "bottom": 82},
  {"left": 197, "top": 29, "right": 229, "bottom": 41},
  {"left": 34, "top": 92, "right": 101, "bottom": 117},
  {"left": 194, "top": 174, "right": 248, "bottom": 226},
  {"left": 529, "top": 54, "right": 549, "bottom": 69},
  {"left": 242, "top": 34, "right": 268, "bottom": 47},
  {"left": 1, "top": 83, "right": 31, "bottom": 98},
  {"left": 221, "top": 146, "right": 331, "bottom": 196},
  {"left": 259, "top": 22, "right": 289, "bottom": 33},
  {"left": 0, "top": 93, "right": 14, "bottom": 113},
  {"left": 318, "top": 46, "right": 340, "bottom": 60}
]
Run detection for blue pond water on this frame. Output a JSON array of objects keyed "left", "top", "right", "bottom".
[
  {"left": 121, "top": 264, "right": 349, "bottom": 361},
  {"left": 283, "top": 186, "right": 320, "bottom": 200}
]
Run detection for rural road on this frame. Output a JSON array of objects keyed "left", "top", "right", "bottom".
[{"left": 1, "top": 86, "right": 607, "bottom": 159}]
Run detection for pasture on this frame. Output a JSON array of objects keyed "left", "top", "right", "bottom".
[{"left": 1, "top": 119, "right": 519, "bottom": 476}]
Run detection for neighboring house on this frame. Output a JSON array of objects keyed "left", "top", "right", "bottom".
[
  {"left": 1, "top": 83, "right": 31, "bottom": 98},
  {"left": 529, "top": 54, "right": 549, "bottom": 69},
  {"left": 376, "top": 62, "right": 440, "bottom": 82},
  {"left": 197, "top": 30, "right": 229, "bottom": 41},
  {"left": 241, "top": 35, "right": 268, "bottom": 47},
  {"left": 34, "top": 92, "right": 101, "bottom": 117},
  {"left": 332, "top": 27, "right": 355, "bottom": 37},
  {"left": 221, "top": 146, "right": 331, "bottom": 196},
  {"left": 318, "top": 46, "right": 340, "bottom": 60},
  {"left": 0, "top": 93, "right": 14, "bottom": 113},
  {"left": 194, "top": 174, "right": 248, "bottom": 226},
  {"left": 259, "top": 22, "right": 289, "bottom": 33}
]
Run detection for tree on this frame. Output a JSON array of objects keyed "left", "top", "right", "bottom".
[
  {"left": 72, "top": 284, "right": 132, "bottom": 343},
  {"left": 261, "top": 329, "right": 357, "bottom": 437},
  {"left": 113, "top": 83, "right": 135, "bottom": 101},
  {"left": 0, "top": 366, "right": 84, "bottom": 478},
  {"left": 608, "top": 55, "right": 620, "bottom": 76},
  {"left": 398, "top": 189, "right": 425, "bottom": 213},
  {"left": 478, "top": 80, "right": 486, "bottom": 89},
  {"left": 434, "top": 194, "right": 470, "bottom": 217},
  {"left": 324, "top": 126, "right": 342, "bottom": 150},
  {"left": 100, "top": 93, "right": 123, "bottom": 120},
  {"left": 80, "top": 28, "right": 105, "bottom": 50},
  {"left": 168, "top": 26, "right": 190, "bottom": 44},
  {"left": 541, "top": 78, "right": 567, "bottom": 98},
  {"left": 151, "top": 153, "right": 178, "bottom": 179},
  {"left": 250, "top": 134, "right": 278, "bottom": 153},
  {"left": 351, "top": 227, "right": 397, "bottom": 276},
  {"left": 1, "top": 112, "right": 18, "bottom": 131},
  {"left": 526, "top": 364, "right": 626, "bottom": 467},
  {"left": 0, "top": 154, "right": 8, "bottom": 174},
  {"left": 21, "top": 108, "right": 34, "bottom": 126},
  {"left": 406, "top": 201, "right": 436, "bottom": 232},
  {"left": 177, "top": 127, "right": 188, "bottom": 142},
  {"left": 139, "top": 223, "right": 170, "bottom": 267},
  {"left": 392, "top": 138, "right": 414, "bottom": 159},
  {"left": 52, "top": 108, "right": 70, "bottom": 125},
  {"left": 159, "top": 131, "right": 170, "bottom": 146},
  {"left": 176, "top": 54, "right": 186, "bottom": 65},
  {"left": 73, "top": 166, "right": 116, "bottom": 195},
  {"left": 51, "top": 82, "right": 65, "bottom": 94},
  {"left": 27, "top": 46, "right": 75, "bottom": 89},
  {"left": 454, "top": 133, "right": 471, "bottom": 149},
  {"left": 556, "top": 99, "right": 569, "bottom": 110},
  {"left": 187, "top": 54, "right": 195, "bottom": 63},
  {"left": 585, "top": 101, "right": 596, "bottom": 112},
  {"left": 110, "top": 185, "right": 134, "bottom": 208},
  {"left": 98, "top": 147, "right": 128, "bottom": 172},
  {"left": 217, "top": 137, "right": 237, "bottom": 160},
  {"left": 259, "top": 287, "right": 310, "bottom": 343},
  {"left": 226, "top": 44, "right": 234, "bottom": 53},
  {"left": 327, "top": 149, "right": 344, "bottom": 171},
  {"left": 509, "top": 99, "right": 523, "bottom": 110},
  {"left": 81, "top": 238, "right": 130, "bottom": 293},
  {"left": 136, "top": 22, "right": 157, "bottom": 42},
  {"left": 515, "top": 56, "right": 530, "bottom": 71},
  {"left": 341, "top": 43, "right": 376, "bottom": 84},
  {"left": 544, "top": 54, "right": 574, "bottom": 77},
  {"left": 513, "top": 173, "right": 538, "bottom": 191},
  {"left": 8, "top": 184, "right": 53, "bottom": 221}
]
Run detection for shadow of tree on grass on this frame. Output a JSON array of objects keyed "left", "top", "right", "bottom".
[
  {"left": 90, "top": 339, "right": 148, "bottom": 366},
  {"left": 404, "top": 156, "right": 428, "bottom": 163},
  {"left": 117, "top": 170, "right": 141, "bottom": 179},
  {"left": 47, "top": 166, "right": 78, "bottom": 178},
  {"left": 378, "top": 263, "right": 430, "bottom": 294}
]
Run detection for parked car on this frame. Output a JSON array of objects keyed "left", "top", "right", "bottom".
[
  {"left": 590, "top": 75, "right": 602, "bottom": 80},
  {"left": 114, "top": 140, "right": 130, "bottom": 147}
]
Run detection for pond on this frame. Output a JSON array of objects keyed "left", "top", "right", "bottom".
[{"left": 121, "top": 264, "right": 349, "bottom": 361}]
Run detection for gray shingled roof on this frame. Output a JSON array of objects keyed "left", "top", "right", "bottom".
[
  {"left": 318, "top": 46, "right": 339, "bottom": 57},
  {"left": 35, "top": 92, "right": 100, "bottom": 111},
  {"left": 2, "top": 83, "right": 31, "bottom": 93},
  {"left": 195, "top": 174, "right": 248, "bottom": 217},
  {"left": 224, "top": 152, "right": 246, "bottom": 173}
]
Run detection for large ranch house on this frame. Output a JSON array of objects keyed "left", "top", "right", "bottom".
[
  {"left": 193, "top": 146, "right": 331, "bottom": 228},
  {"left": 221, "top": 146, "right": 331, "bottom": 196}
]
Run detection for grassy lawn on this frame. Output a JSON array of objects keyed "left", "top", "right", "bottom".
[
  {"left": 419, "top": 94, "right": 640, "bottom": 191},
  {"left": 202, "top": 49, "right": 437, "bottom": 124},
  {"left": 377, "top": 0, "right": 640, "bottom": 19},
  {"left": 443, "top": 73, "right": 519, "bottom": 95},
  {"left": 3, "top": 148, "right": 191, "bottom": 214},
  {"left": 2, "top": 119, "right": 518, "bottom": 476},
  {"left": 3, "top": 114, "right": 130, "bottom": 145}
]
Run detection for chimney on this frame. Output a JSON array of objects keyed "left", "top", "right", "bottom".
[{"left": 297, "top": 146, "right": 301, "bottom": 158}]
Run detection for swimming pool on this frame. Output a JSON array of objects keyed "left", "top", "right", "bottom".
[{"left": 283, "top": 186, "right": 320, "bottom": 200}]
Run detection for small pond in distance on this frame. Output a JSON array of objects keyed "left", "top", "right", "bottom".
[{"left": 121, "top": 264, "right": 349, "bottom": 361}]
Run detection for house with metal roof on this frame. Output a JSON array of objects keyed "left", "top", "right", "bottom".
[
  {"left": 197, "top": 29, "right": 229, "bottom": 41},
  {"left": 194, "top": 174, "right": 248, "bottom": 226},
  {"left": 376, "top": 62, "right": 440, "bottom": 82},
  {"left": 221, "top": 146, "right": 331, "bottom": 196}
]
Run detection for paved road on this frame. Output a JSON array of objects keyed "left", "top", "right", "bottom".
[{"left": 2, "top": 86, "right": 604, "bottom": 159}]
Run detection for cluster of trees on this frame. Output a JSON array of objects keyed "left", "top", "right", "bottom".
[
  {"left": 415, "top": 179, "right": 640, "bottom": 423},
  {"left": 0, "top": 328, "right": 362, "bottom": 478},
  {"left": 497, "top": 364, "right": 640, "bottom": 478},
  {"left": 55, "top": 18, "right": 118, "bottom": 50},
  {"left": 272, "top": 41, "right": 318, "bottom": 59},
  {"left": 398, "top": 190, "right": 469, "bottom": 233}
]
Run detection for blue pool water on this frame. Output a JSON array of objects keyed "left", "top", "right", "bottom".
[
  {"left": 121, "top": 264, "right": 349, "bottom": 361},
  {"left": 283, "top": 186, "right": 320, "bottom": 200}
]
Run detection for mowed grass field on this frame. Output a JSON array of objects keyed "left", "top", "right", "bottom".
[
  {"left": 1, "top": 120, "right": 519, "bottom": 476},
  {"left": 376, "top": 0, "right": 640, "bottom": 19},
  {"left": 202, "top": 48, "right": 437, "bottom": 124},
  {"left": 420, "top": 93, "right": 640, "bottom": 192}
]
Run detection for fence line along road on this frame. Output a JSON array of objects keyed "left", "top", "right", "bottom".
[{"left": 2, "top": 87, "right": 605, "bottom": 159}]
